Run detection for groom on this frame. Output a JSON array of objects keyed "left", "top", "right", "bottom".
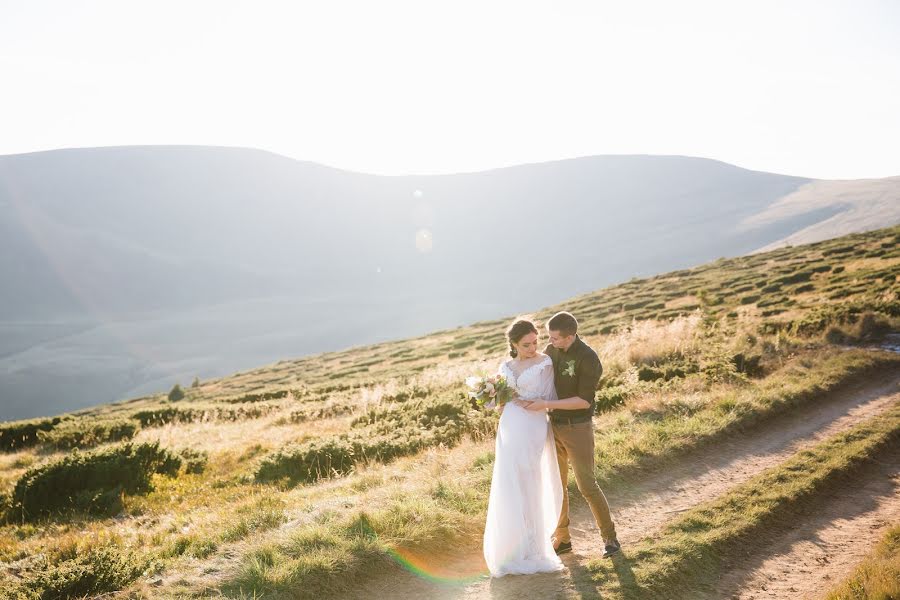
[{"left": 538, "top": 311, "right": 620, "bottom": 558}]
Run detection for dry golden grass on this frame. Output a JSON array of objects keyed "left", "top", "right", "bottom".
[
  {"left": 600, "top": 312, "right": 703, "bottom": 372},
  {"left": 1, "top": 224, "right": 898, "bottom": 599}
]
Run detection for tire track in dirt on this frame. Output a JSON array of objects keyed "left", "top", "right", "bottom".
[{"left": 710, "top": 444, "right": 900, "bottom": 600}]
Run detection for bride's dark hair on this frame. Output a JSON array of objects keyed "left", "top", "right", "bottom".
[{"left": 506, "top": 318, "right": 538, "bottom": 358}]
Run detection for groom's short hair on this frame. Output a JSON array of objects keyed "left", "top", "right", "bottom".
[{"left": 547, "top": 311, "right": 578, "bottom": 336}]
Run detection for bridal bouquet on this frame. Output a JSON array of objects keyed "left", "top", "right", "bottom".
[{"left": 465, "top": 373, "right": 513, "bottom": 409}]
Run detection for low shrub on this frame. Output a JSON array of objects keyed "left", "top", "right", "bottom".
[
  {"left": 37, "top": 418, "right": 138, "bottom": 450},
  {"left": 132, "top": 403, "right": 279, "bottom": 427},
  {"left": 220, "top": 389, "right": 294, "bottom": 404},
  {"left": 596, "top": 385, "right": 629, "bottom": 413},
  {"left": 257, "top": 393, "right": 491, "bottom": 485},
  {"left": 0, "top": 416, "right": 68, "bottom": 452},
  {"left": 178, "top": 447, "right": 209, "bottom": 474},
  {"left": 637, "top": 366, "right": 664, "bottom": 382},
  {"left": 731, "top": 353, "right": 764, "bottom": 377},
  {"left": 774, "top": 270, "right": 813, "bottom": 285},
  {"left": 168, "top": 384, "right": 185, "bottom": 402},
  {"left": 10, "top": 441, "right": 182, "bottom": 521},
  {"left": 289, "top": 403, "right": 355, "bottom": 423},
  {"left": 131, "top": 406, "right": 201, "bottom": 427},
  {"left": 13, "top": 545, "right": 150, "bottom": 599}
]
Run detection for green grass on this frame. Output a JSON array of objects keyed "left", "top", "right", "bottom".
[
  {"left": 1, "top": 224, "right": 898, "bottom": 598},
  {"left": 592, "top": 349, "right": 900, "bottom": 487},
  {"left": 823, "top": 523, "right": 900, "bottom": 600},
  {"left": 586, "top": 401, "right": 900, "bottom": 599},
  {"left": 215, "top": 348, "right": 900, "bottom": 599}
]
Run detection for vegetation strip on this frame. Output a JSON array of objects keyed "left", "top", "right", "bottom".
[
  {"left": 592, "top": 349, "right": 900, "bottom": 487},
  {"left": 586, "top": 400, "right": 900, "bottom": 599},
  {"left": 822, "top": 522, "right": 900, "bottom": 600}
]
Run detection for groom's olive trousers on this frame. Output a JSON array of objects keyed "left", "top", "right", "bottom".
[{"left": 552, "top": 420, "right": 618, "bottom": 544}]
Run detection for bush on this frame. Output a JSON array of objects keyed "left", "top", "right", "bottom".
[
  {"left": 257, "top": 394, "right": 480, "bottom": 485},
  {"left": 289, "top": 403, "right": 355, "bottom": 423},
  {"left": 757, "top": 296, "right": 788, "bottom": 308},
  {"left": 596, "top": 386, "right": 629, "bottom": 413},
  {"left": 350, "top": 395, "right": 465, "bottom": 431},
  {"left": 774, "top": 270, "right": 813, "bottom": 285},
  {"left": 131, "top": 406, "right": 201, "bottom": 427},
  {"left": 789, "top": 301, "right": 899, "bottom": 337},
  {"left": 0, "top": 416, "right": 67, "bottom": 452},
  {"left": 131, "top": 403, "right": 278, "bottom": 427},
  {"left": 731, "top": 353, "right": 763, "bottom": 377},
  {"left": 178, "top": 447, "right": 209, "bottom": 474},
  {"left": 0, "top": 490, "right": 12, "bottom": 525},
  {"left": 16, "top": 545, "right": 150, "bottom": 599},
  {"left": 637, "top": 366, "right": 664, "bottom": 382},
  {"left": 168, "top": 383, "right": 185, "bottom": 402},
  {"left": 256, "top": 437, "right": 358, "bottom": 484},
  {"left": 220, "top": 389, "right": 294, "bottom": 404},
  {"left": 10, "top": 441, "right": 182, "bottom": 521},
  {"left": 823, "top": 245, "right": 854, "bottom": 256},
  {"left": 37, "top": 418, "right": 138, "bottom": 450}
]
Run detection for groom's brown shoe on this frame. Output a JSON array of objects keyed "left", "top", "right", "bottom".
[{"left": 554, "top": 540, "right": 572, "bottom": 555}]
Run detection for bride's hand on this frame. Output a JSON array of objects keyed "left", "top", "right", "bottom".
[{"left": 512, "top": 399, "right": 534, "bottom": 409}]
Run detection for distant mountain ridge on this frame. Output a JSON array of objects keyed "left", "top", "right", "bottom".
[{"left": 1, "top": 146, "right": 898, "bottom": 420}]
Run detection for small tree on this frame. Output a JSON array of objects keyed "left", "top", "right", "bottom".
[
  {"left": 168, "top": 383, "right": 185, "bottom": 402},
  {"left": 191, "top": 376, "right": 200, "bottom": 388}
]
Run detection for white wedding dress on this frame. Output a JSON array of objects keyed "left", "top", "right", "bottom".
[{"left": 483, "top": 353, "right": 564, "bottom": 577}]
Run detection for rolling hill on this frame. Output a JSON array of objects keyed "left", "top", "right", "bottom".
[{"left": 2, "top": 146, "right": 899, "bottom": 420}]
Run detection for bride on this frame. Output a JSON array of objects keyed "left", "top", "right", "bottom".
[{"left": 483, "top": 318, "right": 564, "bottom": 577}]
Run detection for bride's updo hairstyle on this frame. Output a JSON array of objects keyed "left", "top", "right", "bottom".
[{"left": 506, "top": 318, "right": 539, "bottom": 358}]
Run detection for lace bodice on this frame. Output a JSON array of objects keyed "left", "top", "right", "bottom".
[{"left": 499, "top": 354, "right": 557, "bottom": 401}]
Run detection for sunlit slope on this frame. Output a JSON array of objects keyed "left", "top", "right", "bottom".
[{"left": 0, "top": 224, "right": 898, "bottom": 600}]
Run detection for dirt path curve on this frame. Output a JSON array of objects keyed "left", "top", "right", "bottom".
[
  {"left": 359, "top": 368, "right": 900, "bottom": 600},
  {"left": 710, "top": 445, "right": 900, "bottom": 599}
]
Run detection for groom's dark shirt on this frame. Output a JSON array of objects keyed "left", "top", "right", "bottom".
[{"left": 543, "top": 335, "right": 602, "bottom": 422}]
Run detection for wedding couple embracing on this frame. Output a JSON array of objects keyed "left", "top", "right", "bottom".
[{"left": 482, "top": 311, "right": 620, "bottom": 577}]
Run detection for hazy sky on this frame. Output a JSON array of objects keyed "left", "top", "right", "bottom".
[{"left": 1, "top": 0, "right": 898, "bottom": 178}]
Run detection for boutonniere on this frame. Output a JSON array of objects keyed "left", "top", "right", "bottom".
[{"left": 563, "top": 360, "right": 576, "bottom": 377}]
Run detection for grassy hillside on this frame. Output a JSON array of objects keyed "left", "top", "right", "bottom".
[
  {"left": 3, "top": 147, "right": 841, "bottom": 423},
  {"left": 0, "top": 224, "right": 898, "bottom": 599}
]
